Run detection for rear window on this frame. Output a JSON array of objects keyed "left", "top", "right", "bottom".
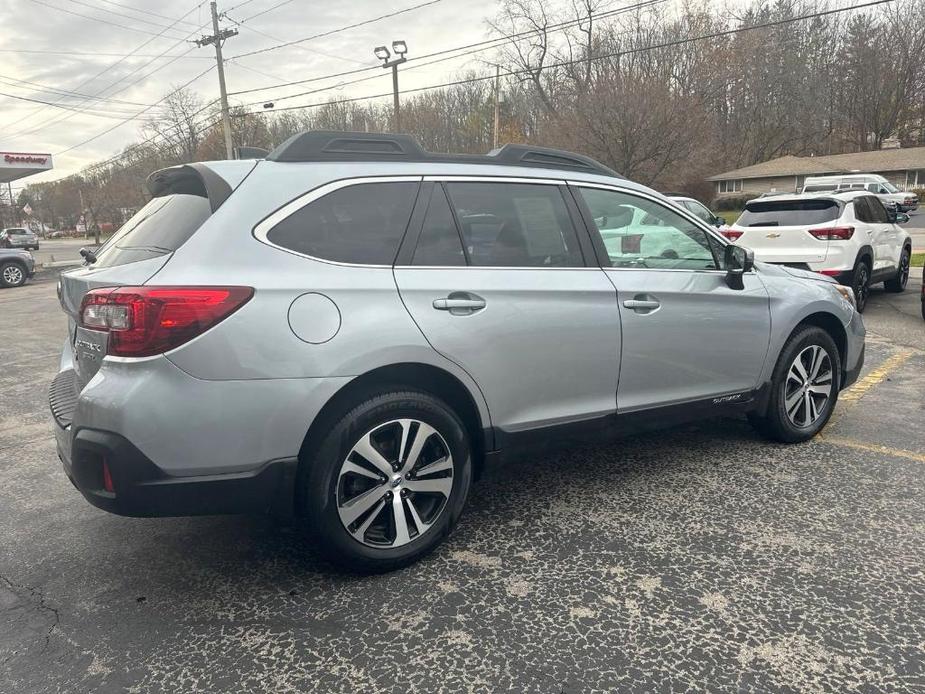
[
  {"left": 7, "top": 228, "right": 28, "bottom": 235},
  {"left": 738, "top": 200, "right": 842, "bottom": 227},
  {"left": 803, "top": 184, "right": 837, "bottom": 192},
  {"left": 92, "top": 194, "right": 212, "bottom": 268},
  {"left": 266, "top": 182, "right": 418, "bottom": 265}
]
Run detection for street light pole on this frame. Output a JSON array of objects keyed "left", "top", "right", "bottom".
[{"left": 374, "top": 41, "right": 408, "bottom": 132}]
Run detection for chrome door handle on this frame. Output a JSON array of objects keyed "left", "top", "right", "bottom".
[
  {"left": 433, "top": 297, "right": 486, "bottom": 311},
  {"left": 623, "top": 299, "right": 660, "bottom": 310}
]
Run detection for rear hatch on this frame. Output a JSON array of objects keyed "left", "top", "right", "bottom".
[
  {"left": 59, "top": 163, "right": 232, "bottom": 390},
  {"left": 731, "top": 198, "right": 843, "bottom": 264}
]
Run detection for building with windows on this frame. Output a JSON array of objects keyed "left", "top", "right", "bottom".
[
  {"left": 0, "top": 151, "right": 53, "bottom": 227},
  {"left": 709, "top": 146, "right": 925, "bottom": 200}
]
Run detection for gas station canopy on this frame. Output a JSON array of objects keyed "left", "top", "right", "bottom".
[{"left": 0, "top": 151, "right": 53, "bottom": 183}]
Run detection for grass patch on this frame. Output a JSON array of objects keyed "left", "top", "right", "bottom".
[
  {"left": 712, "top": 209, "right": 743, "bottom": 224},
  {"left": 911, "top": 252, "right": 925, "bottom": 267}
]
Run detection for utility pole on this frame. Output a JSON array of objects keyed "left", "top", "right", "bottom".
[
  {"left": 374, "top": 41, "right": 408, "bottom": 132},
  {"left": 196, "top": 1, "right": 238, "bottom": 159},
  {"left": 492, "top": 65, "right": 501, "bottom": 149}
]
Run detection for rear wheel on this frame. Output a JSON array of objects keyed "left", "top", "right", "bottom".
[
  {"left": 748, "top": 326, "right": 841, "bottom": 443},
  {"left": 851, "top": 258, "right": 871, "bottom": 312},
  {"left": 299, "top": 389, "right": 472, "bottom": 572},
  {"left": 0, "top": 261, "right": 27, "bottom": 288},
  {"left": 884, "top": 247, "right": 910, "bottom": 293}
]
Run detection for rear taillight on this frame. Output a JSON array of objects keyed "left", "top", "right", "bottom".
[
  {"left": 79, "top": 286, "right": 254, "bottom": 358},
  {"left": 808, "top": 226, "right": 854, "bottom": 240},
  {"left": 720, "top": 229, "right": 744, "bottom": 241}
]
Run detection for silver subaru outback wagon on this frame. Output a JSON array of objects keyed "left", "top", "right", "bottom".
[{"left": 50, "top": 132, "right": 865, "bottom": 571}]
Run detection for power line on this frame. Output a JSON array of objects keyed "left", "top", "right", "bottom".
[
  {"left": 0, "top": 48, "right": 212, "bottom": 59},
  {"left": 224, "top": 14, "right": 368, "bottom": 66},
  {"left": 235, "top": 0, "right": 295, "bottom": 23},
  {"left": 83, "top": 0, "right": 203, "bottom": 29},
  {"left": 246, "top": 0, "right": 897, "bottom": 116},
  {"left": 55, "top": 65, "right": 218, "bottom": 156},
  {"left": 3, "top": 1, "right": 208, "bottom": 133},
  {"left": 229, "top": 0, "right": 445, "bottom": 60},
  {"left": 28, "top": 0, "right": 191, "bottom": 40},
  {"left": 0, "top": 73, "right": 154, "bottom": 107},
  {"left": 63, "top": 0, "right": 195, "bottom": 38},
  {"left": 226, "top": 0, "right": 666, "bottom": 97},
  {"left": 0, "top": 89, "right": 146, "bottom": 117}
]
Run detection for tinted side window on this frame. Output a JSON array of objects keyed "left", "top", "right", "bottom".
[
  {"left": 412, "top": 186, "right": 465, "bottom": 266},
  {"left": 578, "top": 188, "right": 717, "bottom": 270},
  {"left": 683, "top": 200, "right": 715, "bottom": 224},
  {"left": 444, "top": 182, "right": 583, "bottom": 267},
  {"left": 267, "top": 182, "right": 418, "bottom": 264},
  {"left": 853, "top": 197, "right": 873, "bottom": 223},
  {"left": 866, "top": 196, "right": 889, "bottom": 223}
]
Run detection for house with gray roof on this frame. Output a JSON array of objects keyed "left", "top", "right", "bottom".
[{"left": 708, "top": 146, "right": 925, "bottom": 199}]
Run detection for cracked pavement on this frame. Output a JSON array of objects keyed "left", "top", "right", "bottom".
[{"left": 1, "top": 274, "right": 923, "bottom": 693}]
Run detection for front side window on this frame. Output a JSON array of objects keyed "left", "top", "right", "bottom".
[
  {"left": 443, "top": 182, "right": 583, "bottom": 267},
  {"left": 853, "top": 197, "right": 873, "bottom": 223},
  {"left": 578, "top": 187, "right": 717, "bottom": 270},
  {"left": 683, "top": 200, "right": 715, "bottom": 224},
  {"left": 865, "top": 196, "right": 890, "bottom": 223},
  {"left": 267, "top": 181, "right": 418, "bottom": 265}
]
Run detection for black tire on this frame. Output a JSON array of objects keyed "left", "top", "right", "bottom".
[
  {"left": 851, "top": 257, "right": 871, "bottom": 312},
  {"left": 298, "top": 389, "right": 472, "bottom": 573},
  {"left": 0, "top": 261, "right": 27, "bottom": 288},
  {"left": 883, "top": 246, "right": 910, "bottom": 293},
  {"left": 748, "top": 326, "right": 841, "bottom": 443}
]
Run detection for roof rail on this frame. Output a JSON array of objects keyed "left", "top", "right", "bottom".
[{"left": 265, "top": 130, "right": 621, "bottom": 178}]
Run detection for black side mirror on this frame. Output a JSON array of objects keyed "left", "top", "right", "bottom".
[{"left": 724, "top": 244, "right": 754, "bottom": 290}]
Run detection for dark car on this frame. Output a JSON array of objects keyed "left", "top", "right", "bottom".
[
  {"left": 0, "top": 248, "right": 36, "bottom": 288},
  {"left": 1, "top": 227, "right": 39, "bottom": 250}
]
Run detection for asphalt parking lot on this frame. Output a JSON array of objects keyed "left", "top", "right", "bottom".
[{"left": 1, "top": 273, "right": 923, "bottom": 693}]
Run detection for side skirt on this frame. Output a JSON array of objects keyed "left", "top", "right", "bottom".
[{"left": 485, "top": 385, "right": 769, "bottom": 465}]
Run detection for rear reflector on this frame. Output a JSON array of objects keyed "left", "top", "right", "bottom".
[
  {"left": 720, "top": 229, "right": 744, "bottom": 241},
  {"left": 102, "top": 461, "right": 114, "bottom": 493},
  {"left": 818, "top": 269, "right": 842, "bottom": 276},
  {"left": 808, "top": 226, "right": 854, "bottom": 240},
  {"left": 79, "top": 286, "right": 254, "bottom": 358}
]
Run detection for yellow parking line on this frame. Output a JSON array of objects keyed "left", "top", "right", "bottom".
[
  {"left": 838, "top": 349, "right": 913, "bottom": 406},
  {"left": 817, "top": 435, "right": 925, "bottom": 464}
]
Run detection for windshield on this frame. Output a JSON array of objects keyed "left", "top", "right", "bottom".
[
  {"left": 881, "top": 181, "right": 899, "bottom": 193},
  {"left": 738, "top": 199, "right": 842, "bottom": 227},
  {"left": 92, "top": 193, "right": 212, "bottom": 268}
]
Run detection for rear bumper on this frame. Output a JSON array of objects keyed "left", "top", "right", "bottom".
[{"left": 57, "top": 427, "right": 298, "bottom": 517}]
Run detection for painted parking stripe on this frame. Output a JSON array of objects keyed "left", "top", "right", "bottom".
[
  {"left": 818, "top": 435, "right": 925, "bottom": 464},
  {"left": 838, "top": 349, "right": 913, "bottom": 406}
]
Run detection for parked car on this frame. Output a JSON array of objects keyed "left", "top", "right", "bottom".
[
  {"left": 666, "top": 195, "right": 727, "bottom": 227},
  {"left": 1, "top": 227, "right": 39, "bottom": 250},
  {"left": 724, "top": 191, "right": 912, "bottom": 312},
  {"left": 802, "top": 174, "right": 918, "bottom": 212},
  {"left": 50, "top": 132, "right": 865, "bottom": 572},
  {"left": 0, "top": 248, "right": 35, "bottom": 287}
]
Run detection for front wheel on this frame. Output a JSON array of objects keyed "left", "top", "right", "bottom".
[
  {"left": 884, "top": 247, "right": 910, "bottom": 293},
  {"left": 748, "top": 326, "right": 841, "bottom": 443},
  {"left": 299, "top": 389, "right": 472, "bottom": 573},
  {"left": 0, "top": 261, "right": 27, "bottom": 288}
]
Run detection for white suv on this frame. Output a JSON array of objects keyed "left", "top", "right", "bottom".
[{"left": 725, "top": 191, "right": 912, "bottom": 312}]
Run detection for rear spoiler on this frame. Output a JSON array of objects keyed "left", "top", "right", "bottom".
[{"left": 145, "top": 163, "right": 233, "bottom": 213}]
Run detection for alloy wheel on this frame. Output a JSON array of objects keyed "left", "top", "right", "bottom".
[
  {"left": 898, "top": 251, "right": 910, "bottom": 289},
  {"left": 2, "top": 265, "right": 23, "bottom": 286},
  {"left": 336, "top": 419, "right": 453, "bottom": 548},
  {"left": 854, "top": 264, "right": 869, "bottom": 310},
  {"left": 784, "top": 345, "right": 833, "bottom": 428}
]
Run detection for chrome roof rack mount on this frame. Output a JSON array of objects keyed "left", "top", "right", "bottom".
[{"left": 265, "top": 130, "right": 622, "bottom": 178}]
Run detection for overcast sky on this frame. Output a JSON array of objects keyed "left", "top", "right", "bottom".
[{"left": 0, "top": 0, "right": 506, "bottom": 186}]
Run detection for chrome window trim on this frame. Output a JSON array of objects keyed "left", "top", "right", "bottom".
[
  {"left": 567, "top": 180, "right": 745, "bottom": 274},
  {"left": 252, "top": 175, "right": 423, "bottom": 269},
  {"left": 423, "top": 175, "right": 566, "bottom": 185}
]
